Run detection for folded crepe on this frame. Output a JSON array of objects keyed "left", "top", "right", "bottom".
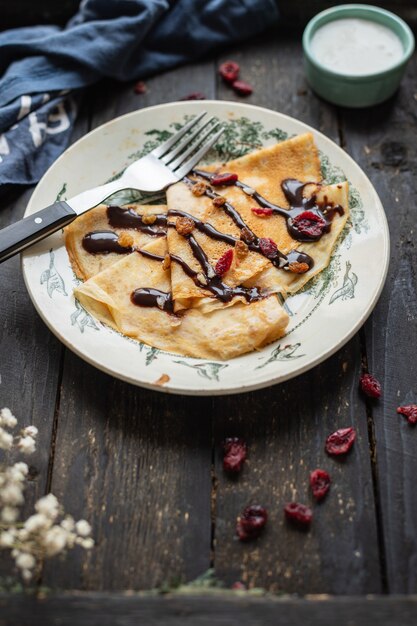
[
  {"left": 244, "top": 181, "right": 349, "bottom": 294},
  {"left": 64, "top": 203, "right": 167, "bottom": 280},
  {"left": 74, "top": 236, "right": 289, "bottom": 360},
  {"left": 65, "top": 132, "right": 350, "bottom": 361},
  {"left": 166, "top": 132, "right": 349, "bottom": 309}
]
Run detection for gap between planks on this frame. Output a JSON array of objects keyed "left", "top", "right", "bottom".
[
  {"left": 358, "top": 327, "right": 389, "bottom": 593},
  {"left": 34, "top": 346, "right": 66, "bottom": 590},
  {"left": 337, "top": 108, "right": 388, "bottom": 593}
]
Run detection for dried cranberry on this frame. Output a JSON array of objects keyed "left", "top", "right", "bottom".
[
  {"left": 211, "top": 172, "right": 238, "bottom": 186},
  {"left": 215, "top": 249, "right": 233, "bottom": 276},
  {"left": 292, "top": 211, "right": 326, "bottom": 238},
  {"left": 259, "top": 237, "right": 278, "bottom": 259},
  {"left": 219, "top": 60, "right": 240, "bottom": 84},
  {"left": 232, "top": 80, "right": 253, "bottom": 96},
  {"left": 310, "top": 469, "right": 331, "bottom": 501},
  {"left": 223, "top": 437, "right": 247, "bottom": 473},
  {"left": 325, "top": 427, "right": 356, "bottom": 456},
  {"left": 284, "top": 502, "right": 312, "bottom": 527},
  {"left": 360, "top": 373, "right": 382, "bottom": 399},
  {"left": 251, "top": 207, "right": 273, "bottom": 217},
  {"left": 397, "top": 404, "right": 417, "bottom": 425},
  {"left": 180, "top": 92, "right": 206, "bottom": 100},
  {"left": 236, "top": 505, "right": 267, "bottom": 542},
  {"left": 231, "top": 581, "right": 246, "bottom": 590},
  {"left": 133, "top": 81, "right": 147, "bottom": 94}
]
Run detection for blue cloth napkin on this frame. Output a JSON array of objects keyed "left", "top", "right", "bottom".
[{"left": 0, "top": 0, "right": 279, "bottom": 190}]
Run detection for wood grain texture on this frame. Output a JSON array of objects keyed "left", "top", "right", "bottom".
[
  {"left": 0, "top": 103, "right": 89, "bottom": 580},
  {"left": 2, "top": 593, "right": 417, "bottom": 626},
  {"left": 89, "top": 60, "right": 216, "bottom": 129},
  {"left": 212, "top": 33, "right": 381, "bottom": 594},
  {"left": 212, "top": 345, "right": 380, "bottom": 593},
  {"left": 43, "top": 354, "right": 212, "bottom": 590},
  {"left": 341, "top": 54, "right": 417, "bottom": 593},
  {"left": 0, "top": 187, "right": 62, "bottom": 579}
]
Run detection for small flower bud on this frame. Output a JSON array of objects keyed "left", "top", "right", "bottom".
[
  {"left": 75, "top": 520, "right": 92, "bottom": 537},
  {"left": 17, "top": 436, "right": 36, "bottom": 455},
  {"left": 15, "top": 552, "right": 36, "bottom": 570}
]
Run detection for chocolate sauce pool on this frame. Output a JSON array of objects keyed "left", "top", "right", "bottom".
[
  {"left": 107, "top": 205, "right": 167, "bottom": 236},
  {"left": 82, "top": 231, "right": 131, "bottom": 254},
  {"left": 131, "top": 288, "right": 174, "bottom": 313}
]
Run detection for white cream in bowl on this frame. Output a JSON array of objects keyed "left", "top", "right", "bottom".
[{"left": 310, "top": 18, "right": 404, "bottom": 76}]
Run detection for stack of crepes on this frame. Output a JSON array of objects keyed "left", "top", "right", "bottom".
[{"left": 64, "top": 133, "right": 349, "bottom": 360}]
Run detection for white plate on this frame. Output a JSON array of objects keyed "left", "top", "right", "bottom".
[{"left": 22, "top": 101, "right": 389, "bottom": 395}]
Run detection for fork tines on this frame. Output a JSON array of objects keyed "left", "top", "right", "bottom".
[{"left": 151, "top": 112, "right": 224, "bottom": 179}]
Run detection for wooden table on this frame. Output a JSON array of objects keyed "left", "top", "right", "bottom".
[{"left": 1, "top": 26, "right": 417, "bottom": 625}]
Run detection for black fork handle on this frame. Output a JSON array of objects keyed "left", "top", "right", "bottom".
[{"left": 0, "top": 202, "right": 77, "bottom": 263}]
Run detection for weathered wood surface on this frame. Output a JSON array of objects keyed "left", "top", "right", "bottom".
[
  {"left": 341, "top": 52, "right": 417, "bottom": 593},
  {"left": 0, "top": 20, "right": 416, "bottom": 621},
  {"left": 0, "top": 107, "right": 90, "bottom": 579},
  {"left": 2, "top": 594, "right": 417, "bottom": 626},
  {"left": 212, "top": 346, "right": 381, "bottom": 594}
]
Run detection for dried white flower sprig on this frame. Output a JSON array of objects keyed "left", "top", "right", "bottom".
[{"left": 0, "top": 407, "right": 94, "bottom": 582}]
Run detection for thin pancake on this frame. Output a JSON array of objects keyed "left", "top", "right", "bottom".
[
  {"left": 243, "top": 181, "right": 350, "bottom": 294},
  {"left": 65, "top": 203, "right": 167, "bottom": 280},
  {"left": 166, "top": 132, "right": 323, "bottom": 306},
  {"left": 74, "top": 237, "right": 289, "bottom": 360},
  {"left": 66, "top": 132, "right": 350, "bottom": 361}
]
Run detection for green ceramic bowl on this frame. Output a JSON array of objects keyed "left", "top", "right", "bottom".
[{"left": 303, "top": 4, "right": 415, "bottom": 108}]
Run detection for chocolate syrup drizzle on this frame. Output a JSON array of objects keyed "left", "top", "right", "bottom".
[
  {"left": 135, "top": 245, "right": 262, "bottom": 308},
  {"left": 184, "top": 180, "right": 288, "bottom": 268},
  {"left": 131, "top": 288, "right": 174, "bottom": 313},
  {"left": 81, "top": 170, "right": 343, "bottom": 312},
  {"left": 184, "top": 174, "right": 315, "bottom": 269},
  {"left": 177, "top": 234, "right": 263, "bottom": 303},
  {"left": 137, "top": 249, "right": 165, "bottom": 263},
  {"left": 168, "top": 209, "right": 312, "bottom": 271},
  {"left": 192, "top": 169, "right": 344, "bottom": 243},
  {"left": 107, "top": 205, "right": 167, "bottom": 236},
  {"left": 82, "top": 231, "right": 132, "bottom": 255}
]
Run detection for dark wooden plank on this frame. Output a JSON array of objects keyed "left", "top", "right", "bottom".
[
  {"left": 0, "top": 185, "right": 61, "bottom": 504},
  {"left": 0, "top": 187, "right": 62, "bottom": 580},
  {"left": 42, "top": 62, "right": 216, "bottom": 590},
  {"left": 212, "top": 344, "right": 380, "bottom": 593},
  {"left": 43, "top": 357, "right": 212, "bottom": 590},
  {"left": 2, "top": 594, "right": 417, "bottom": 626},
  {"left": 212, "top": 34, "right": 381, "bottom": 594},
  {"left": 0, "top": 100, "right": 90, "bottom": 580},
  {"left": 340, "top": 52, "right": 417, "bottom": 593},
  {"left": 90, "top": 60, "right": 216, "bottom": 129}
]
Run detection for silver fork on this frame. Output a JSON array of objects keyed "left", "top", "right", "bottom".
[{"left": 0, "top": 112, "right": 223, "bottom": 263}]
